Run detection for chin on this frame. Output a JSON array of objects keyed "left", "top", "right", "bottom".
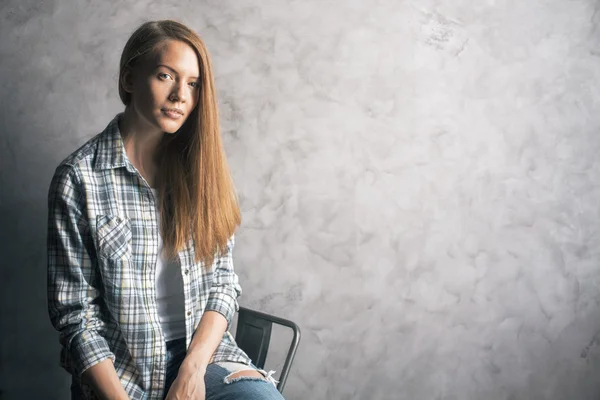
[{"left": 158, "top": 117, "right": 184, "bottom": 134}]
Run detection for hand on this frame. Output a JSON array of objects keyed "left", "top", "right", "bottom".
[{"left": 164, "top": 361, "right": 206, "bottom": 400}]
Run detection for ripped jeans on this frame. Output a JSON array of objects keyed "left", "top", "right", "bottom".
[{"left": 164, "top": 337, "right": 284, "bottom": 400}]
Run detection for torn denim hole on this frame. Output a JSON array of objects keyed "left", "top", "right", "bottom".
[
  {"left": 223, "top": 368, "right": 279, "bottom": 387},
  {"left": 259, "top": 368, "right": 279, "bottom": 387}
]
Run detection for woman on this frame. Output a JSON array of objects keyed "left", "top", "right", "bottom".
[{"left": 47, "top": 20, "right": 284, "bottom": 400}]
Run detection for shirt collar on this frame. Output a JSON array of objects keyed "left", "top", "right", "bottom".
[{"left": 94, "top": 113, "right": 133, "bottom": 171}]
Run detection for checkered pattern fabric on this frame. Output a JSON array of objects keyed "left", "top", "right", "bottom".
[{"left": 47, "top": 113, "right": 251, "bottom": 399}]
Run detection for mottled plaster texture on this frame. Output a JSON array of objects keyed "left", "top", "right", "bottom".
[{"left": 1, "top": 0, "right": 600, "bottom": 399}]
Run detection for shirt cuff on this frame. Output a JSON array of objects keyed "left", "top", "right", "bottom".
[
  {"left": 70, "top": 330, "right": 116, "bottom": 377},
  {"left": 205, "top": 288, "right": 239, "bottom": 325}
]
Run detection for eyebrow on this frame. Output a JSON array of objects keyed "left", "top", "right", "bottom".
[{"left": 157, "top": 64, "right": 199, "bottom": 80}]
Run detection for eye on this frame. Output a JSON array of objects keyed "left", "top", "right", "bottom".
[
  {"left": 188, "top": 81, "right": 200, "bottom": 89},
  {"left": 158, "top": 72, "right": 172, "bottom": 80}
]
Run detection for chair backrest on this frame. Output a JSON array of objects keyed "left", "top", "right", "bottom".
[{"left": 235, "top": 306, "right": 301, "bottom": 393}]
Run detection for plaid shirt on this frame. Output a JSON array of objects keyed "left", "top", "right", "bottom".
[{"left": 47, "top": 113, "right": 251, "bottom": 399}]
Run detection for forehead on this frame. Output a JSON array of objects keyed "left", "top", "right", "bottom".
[{"left": 148, "top": 39, "right": 200, "bottom": 76}]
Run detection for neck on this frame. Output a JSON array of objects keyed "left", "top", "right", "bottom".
[{"left": 119, "top": 107, "right": 163, "bottom": 187}]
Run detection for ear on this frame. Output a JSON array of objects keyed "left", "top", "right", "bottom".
[{"left": 120, "top": 66, "right": 134, "bottom": 94}]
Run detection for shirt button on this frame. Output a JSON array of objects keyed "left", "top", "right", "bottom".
[
  {"left": 184, "top": 269, "right": 190, "bottom": 275},
  {"left": 187, "top": 311, "right": 192, "bottom": 316}
]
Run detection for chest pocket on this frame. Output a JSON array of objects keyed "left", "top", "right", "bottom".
[{"left": 96, "top": 214, "right": 132, "bottom": 260}]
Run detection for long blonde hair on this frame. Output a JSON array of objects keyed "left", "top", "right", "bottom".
[{"left": 118, "top": 20, "right": 241, "bottom": 265}]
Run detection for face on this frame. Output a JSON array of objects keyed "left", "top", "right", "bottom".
[{"left": 124, "top": 39, "right": 201, "bottom": 135}]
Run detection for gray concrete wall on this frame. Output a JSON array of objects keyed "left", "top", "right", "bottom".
[{"left": 1, "top": 0, "right": 600, "bottom": 399}]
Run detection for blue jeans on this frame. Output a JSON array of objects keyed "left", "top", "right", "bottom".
[
  {"left": 164, "top": 337, "right": 285, "bottom": 400},
  {"left": 71, "top": 338, "right": 285, "bottom": 399}
]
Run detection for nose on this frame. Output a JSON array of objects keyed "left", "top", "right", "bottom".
[{"left": 169, "top": 81, "right": 186, "bottom": 103}]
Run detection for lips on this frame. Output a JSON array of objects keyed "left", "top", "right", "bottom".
[{"left": 161, "top": 108, "right": 184, "bottom": 119}]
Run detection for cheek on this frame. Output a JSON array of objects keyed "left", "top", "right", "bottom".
[
  {"left": 189, "top": 92, "right": 200, "bottom": 110},
  {"left": 133, "top": 80, "right": 161, "bottom": 108},
  {"left": 134, "top": 93, "right": 157, "bottom": 116},
  {"left": 148, "top": 80, "right": 170, "bottom": 102}
]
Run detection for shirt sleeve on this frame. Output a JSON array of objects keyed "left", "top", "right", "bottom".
[
  {"left": 47, "top": 164, "right": 115, "bottom": 377},
  {"left": 204, "top": 235, "right": 242, "bottom": 326}
]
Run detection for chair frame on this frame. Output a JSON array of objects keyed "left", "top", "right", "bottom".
[{"left": 235, "top": 306, "right": 301, "bottom": 393}]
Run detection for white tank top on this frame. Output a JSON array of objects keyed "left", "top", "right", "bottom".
[{"left": 151, "top": 189, "right": 186, "bottom": 341}]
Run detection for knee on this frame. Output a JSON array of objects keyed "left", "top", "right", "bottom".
[
  {"left": 224, "top": 370, "right": 266, "bottom": 384},
  {"left": 222, "top": 371, "right": 284, "bottom": 399}
]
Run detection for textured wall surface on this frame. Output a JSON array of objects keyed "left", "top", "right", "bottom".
[{"left": 1, "top": 0, "right": 600, "bottom": 399}]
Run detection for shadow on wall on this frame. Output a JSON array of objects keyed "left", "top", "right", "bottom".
[{"left": 0, "top": 108, "right": 75, "bottom": 399}]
